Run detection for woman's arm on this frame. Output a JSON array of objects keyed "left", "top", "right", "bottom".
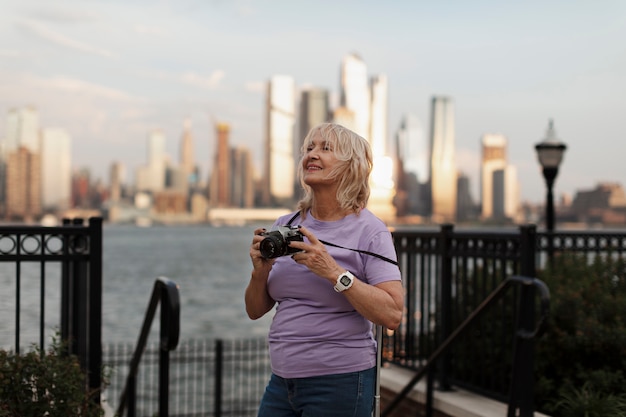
[
  {"left": 244, "top": 228, "right": 276, "bottom": 320},
  {"left": 290, "top": 226, "right": 404, "bottom": 330}
]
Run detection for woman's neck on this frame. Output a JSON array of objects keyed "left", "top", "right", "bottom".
[{"left": 310, "top": 202, "right": 354, "bottom": 221}]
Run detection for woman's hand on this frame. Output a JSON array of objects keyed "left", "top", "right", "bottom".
[
  {"left": 289, "top": 226, "right": 343, "bottom": 282},
  {"left": 290, "top": 225, "right": 403, "bottom": 330},
  {"left": 250, "top": 228, "right": 275, "bottom": 273},
  {"left": 245, "top": 228, "right": 276, "bottom": 320}
]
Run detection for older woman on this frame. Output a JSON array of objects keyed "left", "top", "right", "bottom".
[{"left": 245, "top": 122, "right": 403, "bottom": 417}]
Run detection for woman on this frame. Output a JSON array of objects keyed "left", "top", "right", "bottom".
[{"left": 245, "top": 122, "right": 403, "bottom": 417}]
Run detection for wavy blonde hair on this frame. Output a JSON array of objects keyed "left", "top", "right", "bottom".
[{"left": 296, "top": 123, "right": 372, "bottom": 218}]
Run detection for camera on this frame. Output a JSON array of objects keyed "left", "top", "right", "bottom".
[{"left": 259, "top": 225, "right": 304, "bottom": 259}]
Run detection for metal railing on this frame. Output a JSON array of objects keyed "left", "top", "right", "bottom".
[
  {"left": 382, "top": 275, "right": 550, "bottom": 417},
  {"left": 116, "top": 276, "right": 180, "bottom": 417},
  {"left": 0, "top": 217, "right": 103, "bottom": 402}
]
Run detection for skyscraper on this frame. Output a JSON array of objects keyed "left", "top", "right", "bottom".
[
  {"left": 481, "top": 134, "right": 520, "bottom": 222},
  {"left": 4, "top": 107, "right": 41, "bottom": 220},
  {"left": 210, "top": 122, "right": 231, "bottom": 207},
  {"left": 263, "top": 75, "right": 296, "bottom": 207},
  {"left": 179, "top": 118, "right": 195, "bottom": 186},
  {"left": 6, "top": 147, "right": 41, "bottom": 220},
  {"left": 41, "top": 128, "right": 71, "bottom": 211},
  {"left": 230, "top": 146, "right": 255, "bottom": 208},
  {"left": 298, "top": 88, "right": 330, "bottom": 198},
  {"left": 135, "top": 129, "right": 166, "bottom": 193},
  {"left": 429, "top": 96, "right": 457, "bottom": 222},
  {"left": 340, "top": 53, "right": 370, "bottom": 138},
  {"left": 481, "top": 134, "right": 507, "bottom": 219}
]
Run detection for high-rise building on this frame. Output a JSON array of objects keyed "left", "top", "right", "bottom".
[
  {"left": 5, "top": 106, "right": 39, "bottom": 153},
  {"left": 6, "top": 146, "right": 41, "bottom": 220},
  {"left": 481, "top": 134, "right": 507, "bottom": 219},
  {"left": 263, "top": 75, "right": 296, "bottom": 207},
  {"left": 210, "top": 123, "right": 231, "bottom": 207},
  {"left": 492, "top": 166, "right": 520, "bottom": 221},
  {"left": 428, "top": 96, "right": 457, "bottom": 222},
  {"left": 395, "top": 114, "right": 428, "bottom": 183},
  {"left": 135, "top": 129, "right": 166, "bottom": 192},
  {"left": 298, "top": 88, "right": 330, "bottom": 198},
  {"left": 41, "top": 128, "right": 71, "bottom": 211},
  {"left": 230, "top": 146, "right": 255, "bottom": 208},
  {"left": 179, "top": 118, "right": 195, "bottom": 186},
  {"left": 340, "top": 53, "right": 370, "bottom": 138},
  {"left": 109, "top": 162, "right": 125, "bottom": 203},
  {"left": 481, "top": 134, "right": 520, "bottom": 222},
  {"left": 367, "top": 73, "right": 395, "bottom": 223},
  {"left": 4, "top": 107, "right": 42, "bottom": 220}
]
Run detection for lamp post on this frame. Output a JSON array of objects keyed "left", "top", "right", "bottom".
[{"left": 535, "top": 119, "right": 567, "bottom": 232}]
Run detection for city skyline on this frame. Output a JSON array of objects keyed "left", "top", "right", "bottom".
[{"left": 1, "top": 1, "right": 625, "bottom": 205}]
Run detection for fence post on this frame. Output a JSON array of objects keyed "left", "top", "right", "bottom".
[
  {"left": 438, "top": 224, "right": 454, "bottom": 391},
  {"left": 215, "top": 339, "right": 223, "bottom": 417},
  {"left": 88, "top": 217, "right": 103, "bottom": 405},
  {"left": 507, "top": 225, "right": 537, "bottom": 417}
]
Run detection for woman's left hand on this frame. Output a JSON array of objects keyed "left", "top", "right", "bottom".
[{"left": 288, "top": 226, "right": 343, "bottom": 282}]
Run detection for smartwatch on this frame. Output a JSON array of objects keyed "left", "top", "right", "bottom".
[{"left": 334, "top": 270, "right": 355, "bottom": 293}]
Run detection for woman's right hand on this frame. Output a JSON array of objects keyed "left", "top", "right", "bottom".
[{"left": 250, "top": 228, "right": 274, "bottom": 274}]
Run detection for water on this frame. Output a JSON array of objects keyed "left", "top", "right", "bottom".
[{"left": 1, "top": 224, "right": 274, "bottom": 348}]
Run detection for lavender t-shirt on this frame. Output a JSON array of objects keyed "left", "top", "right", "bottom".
[{"left": 266, "top": 208, "right": 401, "bottom": 378}]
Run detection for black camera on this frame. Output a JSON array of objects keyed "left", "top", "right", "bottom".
[{"left": 259, "top": 226, "right": 304, "bottom": 259}]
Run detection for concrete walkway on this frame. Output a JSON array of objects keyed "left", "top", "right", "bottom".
[{"left": 381, "top": 364, "right": 551, "bottom": 417}]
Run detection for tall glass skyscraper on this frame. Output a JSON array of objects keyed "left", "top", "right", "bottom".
[
  {"left": 41, "top": 128, "right": 71, "bottom": 210},
  {"left": 264, "top": 75, "right": 296, "bottom": 207},
  {"left": 340, "top": 53, "right": 370, "bottom": 139},
  {"left": 429, "top": 96, "right": 457, "bottom": 222}
]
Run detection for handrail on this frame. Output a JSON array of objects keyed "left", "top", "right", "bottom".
[
  {"left": 116, "top": 276, "right": 180, "bottom": 417},
  {"left": 382, "top": 275, "right": 550, "bottom": 417}
]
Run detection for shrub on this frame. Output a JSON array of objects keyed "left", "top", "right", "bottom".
[
  {"left": 535, "top": 253, "right": 626, "bottom": 416},
  {"left": 0, "top": 336, "right": 105, "bottom": 417}
]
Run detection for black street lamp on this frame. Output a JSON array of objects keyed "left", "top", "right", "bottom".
[{"left": 535, "top": 119, "right": 567, "bottom": 232}]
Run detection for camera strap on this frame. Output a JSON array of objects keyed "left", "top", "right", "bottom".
[{"left": 286, "top": 211, "right": 398, "bottom": 266}]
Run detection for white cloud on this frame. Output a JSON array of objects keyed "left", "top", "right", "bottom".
[{"left": 16, "top": 18, "right": 116, "bottom": 58}]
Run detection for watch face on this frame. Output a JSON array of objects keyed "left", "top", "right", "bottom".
[{"left": 340, "top": 276, "right": 352, "bottom": 285}]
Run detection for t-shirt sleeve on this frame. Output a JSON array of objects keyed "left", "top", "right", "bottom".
[{"left": 362, "top": 230, "right": 401, "bottom": 286}]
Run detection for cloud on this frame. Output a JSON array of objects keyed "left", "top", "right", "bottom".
[
  {"left": 133, "top": 24, "right": 169, "bottom": 37},
  {"left": 180, "top": 70, "right": 225, "bottom": 89},
  {"left": 16, "top": 19, "right": 115, "bottom": 58}
]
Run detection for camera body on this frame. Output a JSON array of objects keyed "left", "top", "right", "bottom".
[{"left": 259, "top": 225, "right": 304, "bottom": 259}]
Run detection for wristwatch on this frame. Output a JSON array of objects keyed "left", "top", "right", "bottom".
[{"left": 334, "top": 270, "right": 355, "bottom": 292}]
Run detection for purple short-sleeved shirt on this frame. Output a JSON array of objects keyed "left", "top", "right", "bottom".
[{"left": 266, "top": 208, "right": 401, "bottom": 378}]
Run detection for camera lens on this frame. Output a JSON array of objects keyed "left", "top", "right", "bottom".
[{"left": 259, "top": 235, "right": 284, "bottom": 259}]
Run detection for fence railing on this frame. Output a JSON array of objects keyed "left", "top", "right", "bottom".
[
  {"left": 103, "top": 338, "right": 271, "bottom": 417},
  {"left": 0, "top": 217, "right": 103, "bottom": 403}
]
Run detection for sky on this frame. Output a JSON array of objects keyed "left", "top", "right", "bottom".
[{"left": 1, "top": 0, "right": 625, "bottom": 205}]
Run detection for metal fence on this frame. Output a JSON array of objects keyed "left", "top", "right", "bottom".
[{"left": 103, "top": 338, "right": 271, "bottom": 417}]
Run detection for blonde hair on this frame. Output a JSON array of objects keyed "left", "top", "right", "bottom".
[{"left": 296, "top": 123, "right": 372, "bottom": 218}]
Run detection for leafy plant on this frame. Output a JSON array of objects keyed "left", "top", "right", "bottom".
[
  {"left": 535, "top": 253, "right": 626, "bottom": 416},
  {"left": 0, "top": 336, "right": 105, "bottom": 417}
]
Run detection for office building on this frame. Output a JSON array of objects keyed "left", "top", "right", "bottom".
[
  {"left": 179, "top": 118, "right": 196, "bottom": 186},
  {"left": 339, "top": 53, "right": 370, "bottom": 138},
  {"left": 6, "top": 146, "right": 41, "bottom": 220},
  {"left": 41, "top": 128, "right": 71, "bottom": 211},
  {"left": 210, "top": 123, "right": 231, "bottom": 207},
  {"left": 230, "top": 146, "right": 255, "bottom": 208},
  {"left": 263, "top": 75, "right": 296, "bottom": 207},
  {"left": 428, "top": 96, "right": 457, "bottom": 222},
  {"left": 481, "top": 134, "right": 507, "bottom": 219}
]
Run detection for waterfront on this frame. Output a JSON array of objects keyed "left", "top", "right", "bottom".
[{"left": 0, "top": 224, "right": 274, "bottom": 348}]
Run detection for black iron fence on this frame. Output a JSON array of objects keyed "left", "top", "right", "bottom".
[
  {"left": 0, "top": 217, "right": 103, "bottom": 402},
  {"left": 103, "top": 338, "right": 271, "bottom": 417},
  {"left": 3, "top": 220, "right": 625, "bottom": 416}
]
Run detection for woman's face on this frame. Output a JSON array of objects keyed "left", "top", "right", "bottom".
[{"left": 301, "top": 131, "right": 341, "bottom": 188}]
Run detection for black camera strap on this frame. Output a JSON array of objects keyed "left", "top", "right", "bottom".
[{"left": 286, "top": 211, "right": 398, "bottom": 266}]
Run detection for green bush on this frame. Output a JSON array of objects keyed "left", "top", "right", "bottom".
[
  {"left": 0, "top": 336, "right": 104, "bottom": 417},
  {"left": 535, "top": 253, "right": 626, "bottom": 416}
]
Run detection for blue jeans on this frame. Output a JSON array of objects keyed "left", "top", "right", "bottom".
[{"left": 257, "top": 367, "right": 376, "bottom": 417}]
